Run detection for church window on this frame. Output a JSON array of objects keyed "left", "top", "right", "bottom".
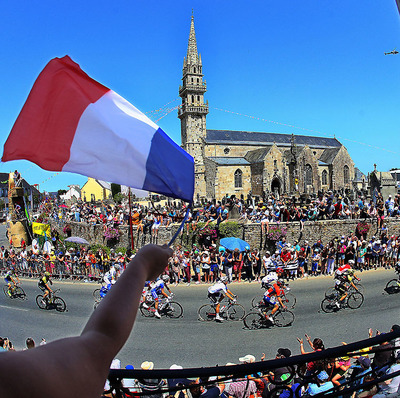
[
  {"left": 191, "top": 95, "right": 194, "bottom": 103},
  {"left": 305, "top": 164, "right": 313, "bottom": 185},
  {"left": 191, "top": 78, "right": 193, "bottom": 83},
  {"left": 224, "top": 147, "right": 230, "bottom": 155},
  {"left": 194, "top": 67, "right": 197, "bottom": 73},
  {"left": 197, "top": 78, "right": 199, "bottom": 83},
  {"left": 322, "top": 170, "right": 328, "bottom": 185},
  {"left": 234, "top": 169, "right": 243, "bottom": 188},
  {"left": 344, "top": 165, "right": 349, "bottom": 185},
  {"left": 197, "top": 95, "right": 200, "bottom": 102}
]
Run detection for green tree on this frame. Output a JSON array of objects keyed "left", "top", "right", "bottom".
[{"left": 58, "top": 189, "right": 67, "bottom": 196}]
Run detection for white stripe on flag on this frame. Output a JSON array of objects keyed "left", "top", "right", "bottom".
[{"left": 63, "top": 90, "right": 158, "bottom": 189}]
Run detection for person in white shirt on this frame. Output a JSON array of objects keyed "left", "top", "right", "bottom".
[{"left": 207, "top": 276, "right": 235, "bottom": 322}]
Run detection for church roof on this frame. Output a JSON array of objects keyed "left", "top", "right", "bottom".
[
  {"left": 245, "top": 147, "right": 272, "bottom": 163},
  {"left": 318, "top": 147, "right": 341, "bottom": 164},
  {"left": 354, "top": 167, "right": 366, "bottom": 182},
  {"left": 206, "top": 130, "right": 342, "bottom": 148},
  {"left": 208, "top": 157, "right": 250, "bottom": 166}
]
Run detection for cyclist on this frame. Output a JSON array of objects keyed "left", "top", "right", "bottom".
[
  {"left": 141, "top": 280, "right": 153, "bottom": 305},
  {"left": 4, "top": 267, "right": 20, "bottom": 297},
  {"left": 145, "top": 274, "right": 172, "bottom": 318},
  {"left": 38, "top": 271, "right": 53, "bottom": 305},
  {"left": 334, "top": 265, "right": 359, "bottom": 308},
  {"left": 102, "top": 264, "right": 118, "bottom": 296},
  {"left": 262, "top": 273, "right": 286, "bottom": 323},
  {"left": 207, "top": 276, "right": 236, "bottom": 322}
]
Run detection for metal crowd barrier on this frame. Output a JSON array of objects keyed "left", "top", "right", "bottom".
[{"left": 104, "top": 330, "right": 400, "bottom": 398}]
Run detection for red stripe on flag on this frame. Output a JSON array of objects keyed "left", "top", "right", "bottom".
[{"left": 2, "top": 56, "right": 109, "bottom": 170}]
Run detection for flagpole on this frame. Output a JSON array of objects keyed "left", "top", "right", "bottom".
[{"left": 128, "top": 188, "right": 134, "bottom": 251}]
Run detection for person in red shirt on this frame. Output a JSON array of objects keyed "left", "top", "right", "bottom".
[{"left": 262, "top": 276, "right": 286, "bottom": 323}]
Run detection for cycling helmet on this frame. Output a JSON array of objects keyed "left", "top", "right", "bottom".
[
  {"left": 348, "top": 259, "right": 355, "bottom": 265},
  {"left": 45, "top": 271, "right": 51, "bottom": 277},
  {"left": 161, "top": 274, "right": 170, "bottom": 282},
  {"left": 220, "top": 276, "right": 228, "bottom": 283}
]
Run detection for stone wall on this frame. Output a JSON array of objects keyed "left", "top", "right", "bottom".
[{"left": 67, "top": 217, "right": 400, "bottom": 253}]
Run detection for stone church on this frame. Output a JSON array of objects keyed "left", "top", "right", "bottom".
[{"left": 178, "top": 16, "right": 355, "bottom": 202}]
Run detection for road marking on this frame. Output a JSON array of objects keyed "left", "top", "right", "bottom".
[{"left": 0, "top": 305, "right": 28, "bottom": 312}]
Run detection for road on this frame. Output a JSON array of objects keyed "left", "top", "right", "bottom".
[{"left": 0, "top": 267, "right": 398, "bottom": 369}]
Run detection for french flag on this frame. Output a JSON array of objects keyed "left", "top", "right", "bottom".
[{"left": 2, "top": 56, "right": 194, "bottom": 203}]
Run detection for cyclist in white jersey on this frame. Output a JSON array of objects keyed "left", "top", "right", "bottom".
[{"left": 207, "top": 276, "right": 235, "bottom": 321}]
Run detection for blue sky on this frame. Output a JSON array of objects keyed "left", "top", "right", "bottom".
[{"left": 1, "top": 1, "right": 400, "bottom": 192}]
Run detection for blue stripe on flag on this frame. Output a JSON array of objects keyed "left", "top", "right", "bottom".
[{"left": 142, "top": 128, "right": 194, "bottom": 202}]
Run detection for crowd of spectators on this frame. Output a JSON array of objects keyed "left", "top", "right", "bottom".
[
  {"left": 97, "top": 326, "right": 400, "bottom": 397},
  {"left": 2, "top": 223, "right": 400, "bottom": 283},
  {"left": 43, "top": 190, "right": 400, "bottom": 235},
  {"left": 4, "top": 189, "right": 400, "bottom": 282}
]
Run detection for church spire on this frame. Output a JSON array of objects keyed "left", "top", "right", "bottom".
[{"left": 186, "top": 14, "right": 199, "bottom": 65}]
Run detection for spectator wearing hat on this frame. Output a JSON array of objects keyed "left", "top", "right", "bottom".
[
  {"left": 264, "top": 348, "right": 292, "bottom": 390},
  {"left": 224, "top": 355, "right": 257, "bottom": 398},
  {"left": 167, "top": 364, "right": 191, "bottom": 398},
  {"left": 136, "top": 361, "right": 164, "bottom": 398},
  {"left": 305, "top": 371, "right": 333, "bottom": 395}
]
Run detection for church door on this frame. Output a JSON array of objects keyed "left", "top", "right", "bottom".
[{"left": 271, "top": 178, "right": 281, "bottom": 197}]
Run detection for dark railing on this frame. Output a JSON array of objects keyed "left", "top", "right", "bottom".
[{"left": 103, "top": 330, "right": 400, "bottom": 398}]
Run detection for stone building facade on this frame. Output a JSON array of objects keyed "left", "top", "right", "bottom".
[{"left": 178, "top": 16, "right": 355, "bottom": 202}]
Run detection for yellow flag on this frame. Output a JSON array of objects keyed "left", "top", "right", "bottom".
[{"left": 32, "top": 222, "right": 51, "bottom": 238}]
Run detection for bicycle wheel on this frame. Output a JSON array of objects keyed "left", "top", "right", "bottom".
[
  {"left": 164, "top": 301, "right": 183, "bottom": 318},
  {"left": 14, "top": 286, "right": 26, "bottom": 300},
  {"left": 93, "top": 300, "right": 100, "bottom": 310},
  {"left": 250, "top": 295, "right": 264, "bottom": 308},
  {"left": 93, "top": 288, "right": 101, "bottom": 300},
  {"left": 321, "top": 297, "right": 337, "bottom": 313},
  {"left": 54, "top": 297, "right": 67, "bottom": 312},
  {"left": 347, "top": 292, "right": 364, "bottom": 309},
  {"left": 226, "top": 303, "right": 246, "bottom": 321},
  {"left": 385, "top": 279, "right": 400, "bottom": 294},
  {"left": 274, "top": 310, "right": 295, "bottom": 327},
  {"left": 349, "top": 283, "right": 364, "bottom": 295},
  {"left": 243, "top": 312, "right": 263, "bottom": 329},
  {"left": 3, "top": 286, "right": 10, "bottom": 298},
  {"left": 198, "top": 304, "right": 215, "bottom": 321},
  {"left": 139, "top": 302, "right": 154, "bottom": 317},
  {"left": 325, "top": 287, "right": 337, "bottom": 299},
  {"left": 36, "top": 295, "right": 46, "bottom": 310},
  {"left": 282, "top": 292, "right": 296, "bottom": 309}
]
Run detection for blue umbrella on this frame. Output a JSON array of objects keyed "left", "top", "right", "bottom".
[
  {"left": 219, "top": 237, "right": 250, "bottom": 252},
  {"left": 65, "top": 236, "right": 90, "bottom": 245}
]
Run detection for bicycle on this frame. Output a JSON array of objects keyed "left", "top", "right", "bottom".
[
  {"left": 198, "top": 298, "right": 246, "bottom": 321},
  {"left": 321, "top": 289, "right": 364, "bottom": 313},
  {"left": 384, "top": 265, "right": 400, "bottom": 294},
  {"left": 139, "top": 296, "right": 183, "bottom": 318},
  {"left": 325, "top": 278, "right": 364, "bottom": 298},
  {"left": 36, "top": 289, "right": 67, "bottom": 312},
  {"left": 385, "top": 278, "right": 400, "bottom": 294},
  {"left": 243, "top": 305, "right": 295, "bottom": 329},
  {"left": 251, "top": 282, "right": 296, "bottom": 309},
  {"left": 93, "top": 282, "right": 109, "bottom": 301},
  {"left": 3, "top": 284, "right": 26, "bottom": 300}
]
